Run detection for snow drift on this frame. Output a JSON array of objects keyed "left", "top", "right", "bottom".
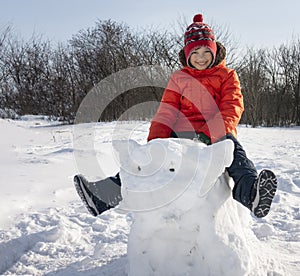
[{"left": 117, "top": 138, "right": 254, "bottom": 275}]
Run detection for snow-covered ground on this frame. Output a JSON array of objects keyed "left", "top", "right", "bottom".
[{"left": 0, "top": 116, "right": 299, "bottom": 275}]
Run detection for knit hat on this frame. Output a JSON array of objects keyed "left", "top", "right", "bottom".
[{"left": 184, "top": 14, "right": 217, "bottom": 68}]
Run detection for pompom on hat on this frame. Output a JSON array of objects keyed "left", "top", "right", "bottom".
[{"left": 184, "top": 14, "right": 217, "bottom": 68}]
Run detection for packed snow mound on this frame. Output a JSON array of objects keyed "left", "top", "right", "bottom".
[{"left": 116, "top": 138, "right": 255, "bottom": 276}]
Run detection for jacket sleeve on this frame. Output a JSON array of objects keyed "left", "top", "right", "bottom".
[
  {"left": 147, "top": 74, "right": 182, "bottom": 141},
  {"left": 220, "top": 69, "right": 244, "bottom": 135},
  {"left": 202, "top": 69, "right": 244, "bottom": 143}
]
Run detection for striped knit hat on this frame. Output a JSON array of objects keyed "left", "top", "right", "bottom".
[{"left": 184, "top": 14, "right": 217, "bottom": 68}]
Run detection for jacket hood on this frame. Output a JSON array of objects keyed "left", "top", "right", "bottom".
[{"left": 178, "top": 41, "right": 226, "bottom": 68}]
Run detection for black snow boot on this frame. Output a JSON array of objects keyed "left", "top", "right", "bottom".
[{"left": 74, "top": 174, "right": 122, "bottom": 216}]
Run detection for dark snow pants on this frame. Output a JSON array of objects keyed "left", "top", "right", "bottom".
[{"left": 225, "top": 133, "right": 258, "bottom": 209}]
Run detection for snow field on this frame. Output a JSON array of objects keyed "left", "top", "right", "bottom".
[{"left": 0, "top": 117, "right": 299, "bottom": 275}]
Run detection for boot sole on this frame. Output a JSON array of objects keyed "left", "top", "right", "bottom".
[
  {"left": 74, "top": 175, "right": 99, "bottom": 216},
  {"left": 252, "top": 170, "right": 277, "bottom": 218}
]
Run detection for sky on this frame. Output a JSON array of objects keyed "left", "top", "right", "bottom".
[{"left": 0, "top": 0, "right": 299, "bottom": 49}]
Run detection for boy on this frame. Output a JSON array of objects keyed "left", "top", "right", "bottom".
[{"left": 74, "top": 14, "right": 277, "bottom": 218}]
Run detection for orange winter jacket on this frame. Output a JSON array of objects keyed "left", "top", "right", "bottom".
[{"left": 147, "top": 60, "right": 244, "bottom": 143}]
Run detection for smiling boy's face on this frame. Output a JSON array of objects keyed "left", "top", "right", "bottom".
[{"left": 189, "top": 47, "right": 213, "bottom": 70}]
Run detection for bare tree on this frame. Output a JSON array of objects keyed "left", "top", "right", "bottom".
[
  {"left": 0, "top": 25, "right": 12, "bottom": 114},
  {"left": 69, "top": 20, "right": 175, "bottom": 122},
  {"left": 3, "top": 35, "right": 53, "bottom": 115},
  {"left": 277, "top": 40, "right": 300, "bottom": 125},
  {"left": 238, "top": 48, "right": 269, "bottom": 127}
]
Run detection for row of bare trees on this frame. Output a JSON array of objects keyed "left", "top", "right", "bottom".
[
  {"left": 0, "top": 20, "right": 299, "bottom": 126},
  {"left": 238, "top": 44, "right": 300, "bottom": 126}
]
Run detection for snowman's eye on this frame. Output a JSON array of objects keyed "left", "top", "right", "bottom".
[
  {"left": 169, "top": 168, "right": 175, "bottom": 172},
  {"left": 138, "top": 166, "right": 141, "bottom": 171}
]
